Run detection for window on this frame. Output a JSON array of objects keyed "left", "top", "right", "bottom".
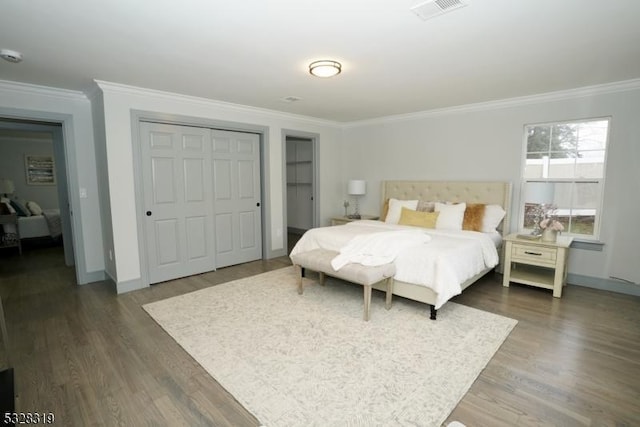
[{"left": 520, "top": 118, "right": 610, "bottom": 240}]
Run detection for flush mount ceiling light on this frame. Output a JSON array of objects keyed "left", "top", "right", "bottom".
[
  {"left": 309, "top": 60, "right": 341, "bottom": 78},
  {"left": 0, "top": 49, "right": 23, "bottom": 63}
]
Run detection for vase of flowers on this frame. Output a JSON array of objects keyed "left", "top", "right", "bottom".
[{"left": 540, "top": 216, "right": 564, "bottom": 242}]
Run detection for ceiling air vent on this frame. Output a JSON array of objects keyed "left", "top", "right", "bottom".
[
  {"left": 280, "top": 96, "right": 302, "bottom": 103},
  {"left": 411, "top": 0, "right": 468, "bottom": 21}
]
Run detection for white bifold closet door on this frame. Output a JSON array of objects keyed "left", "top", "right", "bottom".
[
  {"left": 211, "top": 130, "right": 262, "bottom": 268},
  {"left": 140, "top": 122, "right": 261, "bottom": 284}
]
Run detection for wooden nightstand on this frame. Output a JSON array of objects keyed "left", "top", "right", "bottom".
[
  {"left": 331, "top": 214, "right": 379, "bottom": 226},
  {"left": 502, "top": 233, "right": 573, "bottom": 298}
]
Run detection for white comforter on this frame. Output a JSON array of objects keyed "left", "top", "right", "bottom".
[
  {"left": 331, "top": 229, "right": 432, "bottom": 270},
  {"left": 290, "top": 220, "right": 500, "bottom": 308}
]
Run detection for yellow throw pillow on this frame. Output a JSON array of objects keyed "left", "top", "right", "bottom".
[{"left": 398, "top": 207, "right": 439, "bottom": 228}]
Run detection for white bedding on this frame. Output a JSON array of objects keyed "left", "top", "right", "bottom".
[
  {"left": 18, "top": 209, "right": 61, "bottom": 239},
  {"left": 290, "top": 220, "right": 500, "bottom": 309},
  {"left": 331, "top": 229, "right": 432, "bottom": 270}
]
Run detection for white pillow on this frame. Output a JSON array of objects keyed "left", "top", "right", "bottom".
[
  {"left": 26, "top": 200, "right": 43, "bottom": 216},
  {"left": 481, "top": 204, "right": 506, "bottom": 233},
  {"left": 385, "top": 198, "right": 419, "bottom": 224},
  {"left": 434, "top": 202, "right": 466, "bottom": 230}
]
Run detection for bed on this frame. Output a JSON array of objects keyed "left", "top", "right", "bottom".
[
  {"left": 0, "top": 197, "right": 62, "bottom": 241},
  {"left": 290, "top": 180, "right": 512, "bottom": 319},
  {"left": 18, "top": 209, "right": 62, "bottom": 240}
]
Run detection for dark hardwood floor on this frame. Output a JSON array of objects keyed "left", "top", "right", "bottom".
[{"left": 0, "top": 243, "right": 638, "bottom": 426}]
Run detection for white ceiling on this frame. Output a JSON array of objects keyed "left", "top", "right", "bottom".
[{"left": 2, "top": 0, "right": 640, "bottom": 122}]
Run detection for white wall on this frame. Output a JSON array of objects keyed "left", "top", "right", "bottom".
[
  {"left": 0, "top": 80, "right": 105, "bottom": 284},
  {"left": 341, "top": 82, "right": 640, "bottom": 286},
  {"left": 0, "top": 137, "right": 59, "bottom": 209},
  {"left": 94, "top": 81, "right": 343, "bottom": 291}
]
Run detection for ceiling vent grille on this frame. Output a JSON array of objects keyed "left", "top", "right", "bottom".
[
  {"left": 410, "top": 0, "right": 468, "bottom": 21},
  {"left": 280, "top": 96, "right": 302, "bottom": 103}
]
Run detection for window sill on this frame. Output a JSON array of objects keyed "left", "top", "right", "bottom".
[{"left": 570, "top": 239, "right": 605, "bottom": 251}]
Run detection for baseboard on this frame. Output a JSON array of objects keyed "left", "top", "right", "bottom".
[
  {"left": 115, "top": 277, "right": 147, "bottom": 294},
  {"left": 266, "top": 248, "right": 288, "bottom": 259},
  {"left": 79, "top": 269, "right": 106, "bottom": 285},
  {"left": 103, "top": 273, "right": 147, "bottom": 294},
  {"left": 568, "top": 273, "right": 640, "bottom": 297}
]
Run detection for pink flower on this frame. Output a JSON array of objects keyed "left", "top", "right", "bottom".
[{"left": 539, "top": 218, "right": 564, "bottom": 231}]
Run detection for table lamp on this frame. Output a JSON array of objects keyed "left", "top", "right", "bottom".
[
  {"left": 347, "top": 180, "right": 366, "bottom": 219},
  {"left": 0, "top": 179, "right": 15, "bottom": 198}
]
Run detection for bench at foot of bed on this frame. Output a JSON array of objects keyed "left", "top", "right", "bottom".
[{"left": 290, "top": 249, "right": 395, "bottom": 321}]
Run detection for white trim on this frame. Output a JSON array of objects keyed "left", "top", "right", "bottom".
[
  {"left": 344, "top": 78, "right": 640, "bottom": 128},
  {"left": 0, "top": 79, "right": 87, "bottom": 101},
  {"left": 94, "top": 80, "right": 342, "bottom": 128},
  {"left": 3, "top": 77, "right": 640, "bottom": 129}
]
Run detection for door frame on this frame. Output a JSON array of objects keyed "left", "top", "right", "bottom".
[
  {"left": 130, "top": 110, "right": 271, "bottom": 287},
  {"left": 0, "top": 110, "right": 80, "bottom": 279},
  {"left": 282, "top": 129, "right": 320, "bottom": 251}
]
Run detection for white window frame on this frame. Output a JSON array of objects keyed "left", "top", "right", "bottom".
[{"left": 518, "top": 117, "right": 611, "bottom": 241}]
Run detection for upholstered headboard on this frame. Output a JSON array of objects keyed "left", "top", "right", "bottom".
[{"left": 380, "top": 180, "right": 512, "bottom": 236}]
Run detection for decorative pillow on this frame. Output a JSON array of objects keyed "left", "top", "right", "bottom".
[
  {"left": 26, "top": 200, "right": 43, "bottom": 216},
  {"left": 434, "top": 202, "right": 466, "bottom": 230},
  {"left": 385, "top": 199, "right": 419, "bottom": 224},
  {"left": 9, "top": 199, "right": 30, "bottom": 217},
  {"left": 481, "top": 204, "right": 506, "bottom": 233},
  {"left": 399, "top": 208, "right": 439, "bottom": 228},
  {"left": 416, "top": 200, "right": 436, "bottom": 212},
  {"left": 462, "top": 203, "right": 486, "bottom": 232},
  {"left": 381, "top": 199, "right": 389, "bottom": 221}
]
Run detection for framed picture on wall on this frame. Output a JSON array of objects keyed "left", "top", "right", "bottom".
[{"left": 25, "top": 155, "right": 56, "bottom": 185}]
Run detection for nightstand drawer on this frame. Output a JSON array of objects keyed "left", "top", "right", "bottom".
[{"left": 511, "top": 244, "right": 557, "bottom": 265}]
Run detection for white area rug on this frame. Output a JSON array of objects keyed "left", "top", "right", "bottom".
[{"left": 144, "top": 267, "right": 517, "bottom": 427}]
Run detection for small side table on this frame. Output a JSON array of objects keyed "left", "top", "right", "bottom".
[
  {"left": 502, "top": 233, "right": 573, "bottom": 298},
  {"left": 0, "top": 213, "right": 22, "bottom": 255},
  {"left": 331, "top": 214, "right": 379, "bottom": 226}
]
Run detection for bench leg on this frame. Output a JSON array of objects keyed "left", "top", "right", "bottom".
[
  {"left": 385, "top": 277, "right": 394, "bottom": 310},
  {"left": 363, "top": 285, "right": 372, "bottom": 321},
  {"left": 295, "top": 265, "right": 303, "bottom": 294},
  {"left": 319, "top": 272, "right": 326, "bottom": 286}
]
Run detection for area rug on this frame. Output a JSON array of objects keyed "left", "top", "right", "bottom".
[{"left": 143, "top": 267, "right": 517, "bottom": 427}]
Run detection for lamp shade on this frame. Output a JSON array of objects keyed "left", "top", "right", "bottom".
[
  {"left": 347, "top": 180, "right": 366, "bottom": 196},
  {"left": 0, "top": 179, "right": 15, "bottom": 195},
  {"left": 525, "top": 181, "right": 555, "bottom": 205}
]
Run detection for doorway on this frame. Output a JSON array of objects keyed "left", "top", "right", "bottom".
[
  {"left": 285, "top": 133, "right": 318, "bottom": 251},
  {"left": 0, "top": 118, "right": 74, "bottom": 266}
]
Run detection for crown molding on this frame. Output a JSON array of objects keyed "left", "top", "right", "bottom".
[
  {"left": 94, "top": 80, "right": 342, "bottom": 128},
  {"left": 0, "top": 79, "right": 88, "bottom": 102},
  {"left": 5, "top": 77, "right": 639, "bottom": 130},
  {"left": 343, "top": 78, "right": 640, "bottom": 128}
]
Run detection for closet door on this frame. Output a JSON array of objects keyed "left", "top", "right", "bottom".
[
  {"left": 211, "top": 130, "right": 262, "bottom": 268},
  {"left": 140, "top": 122, "right": 215, "bottom": 284}
]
